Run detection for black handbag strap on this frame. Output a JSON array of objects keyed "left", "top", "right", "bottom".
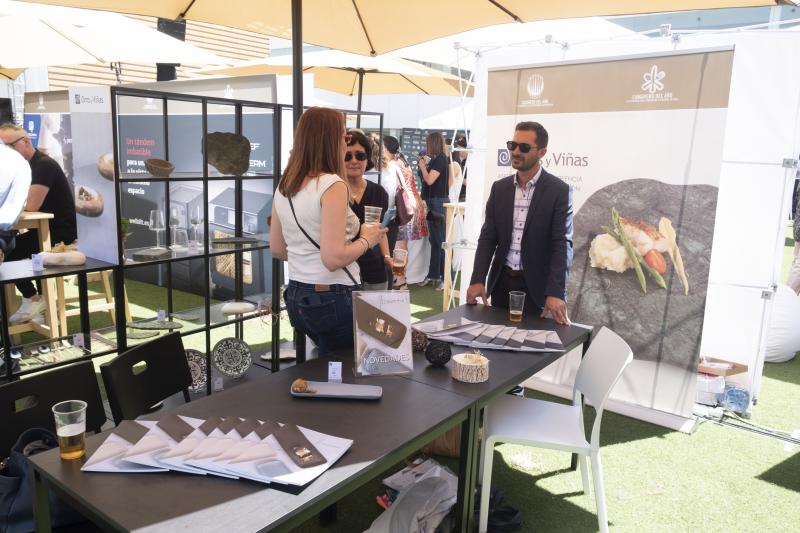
[{"left": 287, "top": 196, "right": 360, "bottom": 286}]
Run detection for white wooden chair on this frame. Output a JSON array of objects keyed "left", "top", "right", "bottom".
[{"left": 478, "top": 326, "right": 634, "bottom": 533}]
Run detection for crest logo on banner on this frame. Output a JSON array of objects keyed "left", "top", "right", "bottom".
[
  {"left": 519, "top": 72, "right": 552, "bottom": 109},
  {"left": 526, "top": 74, "right": 545, "bottom": 98},
  {"left": 641, "top": 65, "right": 666, "bottom": 93}
]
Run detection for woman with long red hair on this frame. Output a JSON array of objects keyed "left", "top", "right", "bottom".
[{"left": 270, "top": 107, "right": 385, "bottom": 355}]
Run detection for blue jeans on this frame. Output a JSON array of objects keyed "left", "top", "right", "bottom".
[
  {"left": 426, "top": 197, "right": 447, "bottom": 281},
  {"left": 284, "top": 280, "right": 356, "bottom": 356}
]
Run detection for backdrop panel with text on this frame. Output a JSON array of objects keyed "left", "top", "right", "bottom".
[{"left": 485, "top": 50, "right": 734, "bottom": 419}]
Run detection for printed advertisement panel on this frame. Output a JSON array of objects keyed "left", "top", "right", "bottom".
[{"left": 485, "top": 50, "right": 734, "bottom": 418}]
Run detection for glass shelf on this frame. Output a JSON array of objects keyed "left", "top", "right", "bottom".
[
  {"left": 88, "top": 297, "right": 272, "bottom": 348},
  {"left": 0, "top": 258, "right": 117, "bottom": 284},
  {"left": 121, "top": 237, "right": 270, "bottom": 266},
  {"left": 118, "top": 172, "right": 275, "bottom": 182},
  {"left": 1, "top": 335, "right": 116, "bottom": 378}
]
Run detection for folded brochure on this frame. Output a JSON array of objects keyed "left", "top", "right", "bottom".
[
  {"left": 82, "top": 415, "right": 352, "bottom": 487},
  {"left": 414, "top": 319, "right": 564, "bottom": 352}
]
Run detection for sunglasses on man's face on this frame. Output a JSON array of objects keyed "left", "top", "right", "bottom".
[
  {"left": 6, "top": 136, "right": 26, "bottom": 148},
  {"left": 345, "top": 151, "right": 368, "bottom": 162},
  {"left": 506, "top": 141, "right": 535, "bottom": 153}
]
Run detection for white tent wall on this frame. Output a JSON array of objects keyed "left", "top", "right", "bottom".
[
  {"left": 309, "top": 87, "right": 474, "bottom": 131},
  {"left": 459, "top": 29, "right": 800, "bottom": 430}
]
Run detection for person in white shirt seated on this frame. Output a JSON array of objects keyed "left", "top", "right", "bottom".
[{"left": 0, "top": 143, "right": 32, "bottom": 264}]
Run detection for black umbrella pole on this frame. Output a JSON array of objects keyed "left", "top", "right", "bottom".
[{"left": 292, "top": 0, "right": 303, "bottom": 126}]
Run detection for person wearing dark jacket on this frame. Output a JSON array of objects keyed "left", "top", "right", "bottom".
[{"left": 466, "top": 121, "right": 573, "bottom": 325}]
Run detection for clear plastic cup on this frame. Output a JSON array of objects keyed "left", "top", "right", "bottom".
[
  {"left": 364, "top": 206, "right": 383, "bottom": 226},
  {"left": 508, "top": 291, "right": 525, "bottom": 323},
  {"left": 52, "top": 400, "right": 87, "bottom": 460},
  {"left": 392, "top": 249, "right": 408, "bottom": 277}
]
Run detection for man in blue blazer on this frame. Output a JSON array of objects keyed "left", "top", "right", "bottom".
[{"left": 466, "top": 121, "right": 573, "bottom": 325}]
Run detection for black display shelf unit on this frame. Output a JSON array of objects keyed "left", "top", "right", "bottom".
[
  {"left": 0, "top": 259, "right": 119, "bottom": 381},
  {"left": 111, "top": 87, "right": 282, "bottom": 394},
  {"left": 0, "top": 91, "right": 386, "bottom": 389}
]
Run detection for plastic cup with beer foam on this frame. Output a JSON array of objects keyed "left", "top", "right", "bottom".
[
  {"left": 391, "top": 248, "right": 408, "bottom": 278},
  {"left": 364, "top": 206, "right": 383, "bottom": 227},
  {"left": 52, "top": 400, "right": 87, "bottom": 460},
  {"left": 508, "top": 291, "right": 525, "bottom": 323}
]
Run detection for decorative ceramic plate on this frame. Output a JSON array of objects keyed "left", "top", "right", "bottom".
[
  {"left": 212, "top": 337, "right": 252, "bottom": 378},
  {"left": 185, "top": 349, "right": 207, "bottom": 393}
]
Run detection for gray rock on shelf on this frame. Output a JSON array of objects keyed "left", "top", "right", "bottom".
[{"left": 207, "top": 132, "right": 251, "bottom": 176}]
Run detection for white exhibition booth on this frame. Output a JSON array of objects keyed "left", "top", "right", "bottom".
[{"left": 457, "top": 26, "right": 800, "bottom": 430}]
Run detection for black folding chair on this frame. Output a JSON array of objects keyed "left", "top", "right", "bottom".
[
  {"left": 100, "top": 332, "right": 192, "bottom": 426},
  {"left": 0, "top": 360, "right": 106, "bottom": 457}
]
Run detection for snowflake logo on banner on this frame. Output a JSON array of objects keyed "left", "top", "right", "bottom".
[{"left": 641, "top": 65, "right": 666, "bottom": 94}]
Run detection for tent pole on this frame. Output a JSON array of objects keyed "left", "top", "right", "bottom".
[
  {"left": 291, "top": 0, "right": 306, "bottom": 362},
  {"left": 356, "top": 68, "right": 365, "bottom": 128},
  {"left": 292, "top": 0, "right": 303, "bottom": 127}
]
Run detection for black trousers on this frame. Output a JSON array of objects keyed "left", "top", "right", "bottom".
[
  {"left": 490, "top": 267, "right": 542, "bottom": 315},
  {"left": 6, "top": 230, "right": 42, "bottom": 298}
]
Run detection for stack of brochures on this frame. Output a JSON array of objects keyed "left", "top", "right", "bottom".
[
  {"left": 82, "top": 414, "right": 352, "bottom": 488},
  {"left": 413, "top": 319, "right": 564, "bottom": 352}
]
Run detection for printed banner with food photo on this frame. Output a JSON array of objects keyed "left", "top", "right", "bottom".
[
  {"left": 69, "top": 86, "right": 118, "bottom": 263},
  {"left": 353, "top": 291, "right": 412, "bottom": 376},
  {"left": 485, "top": 49, "right": 734, "bottom": 420}
]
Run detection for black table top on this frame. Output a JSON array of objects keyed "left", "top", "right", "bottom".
[
  {"left": 408, "top": 305, "right": 592, "bottom": 405},
  {"left": 0, "top": 258, "right": 116, "bottom": 284},
  {"left": 417, "top": 304, "right": 592, "bottom": 350},
  {"left": 29, "top": 358, "right": 473, "bottom": 533}
]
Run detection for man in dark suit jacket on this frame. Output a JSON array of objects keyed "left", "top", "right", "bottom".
[{"left": 467, "top": 121, "right": 573, "bottom": 325}]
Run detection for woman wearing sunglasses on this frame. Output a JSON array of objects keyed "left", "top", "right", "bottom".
[
  {"left": 418, "top": 132, "right": 450, "bottom": 291},
  {"left": 345, "top": 130, "right": 392, "bottom": 290},
  {"left": 271, "top": 108, "right": 386, "bottom": 356}
]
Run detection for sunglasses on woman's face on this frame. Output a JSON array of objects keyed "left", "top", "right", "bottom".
[
  {"left": 345, "top": 151, "right": 368, "bottom": 162},
  {"left": 506, "top": 141, "right": 535, "bottom": 153}
]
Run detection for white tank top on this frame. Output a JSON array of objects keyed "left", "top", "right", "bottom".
[{"left": 274, "top": 173, "right": 361, "bottom": 285}]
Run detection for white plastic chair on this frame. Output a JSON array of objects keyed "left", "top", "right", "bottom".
[{"left": 478, "top": 327, "right": 633, "bottom": 533}]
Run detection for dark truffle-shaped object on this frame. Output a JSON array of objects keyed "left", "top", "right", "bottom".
[
  {"left": 412, "top": 329, "right": 429, "bottom": 352},
  {"left": 207, "top": 132, "right": 251, "bottom": 176},
  {"left": 425, "top": 340, "right": 451, "bottom": 367}
]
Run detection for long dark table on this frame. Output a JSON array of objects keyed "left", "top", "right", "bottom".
[
  {"left": 29, "top": 305, "right": 592, "bottom": 532},
  {"left": 407, "top": 304, "right": 593, "bottom": 529}
]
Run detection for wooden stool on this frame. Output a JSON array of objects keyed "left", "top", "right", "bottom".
[
  {"left": 56, "top": 270, "right": 131, "bottom": 337},
  {"left": 5, "top": 212, "right": 59, "bottom": 344}
]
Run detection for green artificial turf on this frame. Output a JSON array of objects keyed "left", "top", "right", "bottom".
[{"left": 13, "top": 251, "right": 800, "bottom": 532}]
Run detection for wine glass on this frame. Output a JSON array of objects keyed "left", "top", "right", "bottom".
[
  {"left": 190, "top": 205, "right": 203, "bottom": 245},
  {"left": 169, "top": 206, "right": 181, "bottom": 229},
  {"left": 171, "top": 228, "right": 189, "bottom": 251},
  {"left": 149, "top": 209, "right": 165, "bottom": 250}
]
